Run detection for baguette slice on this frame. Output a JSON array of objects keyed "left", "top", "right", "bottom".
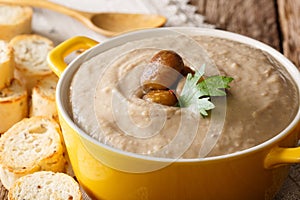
[
  {"left": 8, "top": 171, "right": 82, "bottom": 200},
  {"left": 10, "top": 34, "right": 54, "bottom": 94},
  {"left": 0, "top": 40, "right": 14, "bottom": 90},
  {"left": 30, "top": 73, "right": 58, "bottom": 120},
  {"left": 0, "top": 5, "right": 32, "bottom": 41},
  {"left": 0, "top": 79, "right": 27, "bottom": 133},
  {"left": 0, "top": 116, "right": 66, "bottom": 189}
]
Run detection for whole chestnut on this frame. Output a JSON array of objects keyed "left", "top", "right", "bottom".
[
  {"left": 143, "top": 90, "right": 178, "bottom": 106},
  {"left": 141, "top": 50, "right": 184, "bottom": 92}
]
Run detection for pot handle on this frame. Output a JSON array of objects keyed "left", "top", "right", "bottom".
[
  {"left": 264, "top": 146, "right": 300, "bottom": 169},
  {"left": 47, "top": 36, "right": 98, "bottom": 77}
]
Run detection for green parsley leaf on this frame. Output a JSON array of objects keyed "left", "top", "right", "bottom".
[
  {"left": 178, "top": 65, "right": 233, "bottom": 116},
  {"left": 197, "top": 76, "right": 234, "bottom": 96}
]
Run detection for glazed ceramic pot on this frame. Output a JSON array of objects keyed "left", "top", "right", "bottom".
[{"left": 48, "top": 28, "right": 300, "bottom": 200}]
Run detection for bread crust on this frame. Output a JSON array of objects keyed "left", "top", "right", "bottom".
[
  {"left": 0, "top": 5, "right": 32, "bottom": 41},
  {"left": 0, "top": 117, "right": 67, "bottom": 189},
  {"left": 9, "top": 34, "right": 54, "bottom": 94},
  {"left": 8, "top": 171, "right": 82, "bottom": 200},
  {"left": 0, "top": 41, "right": 14, "bottom": 90},
  {"left": 30, "top": 73, "right": 58, "bottom": 120},
  {"left": 0, "top": 79, "right": 27, "bottom": 133}
]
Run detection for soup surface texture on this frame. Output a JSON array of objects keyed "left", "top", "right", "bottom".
[{"left": 70, "top": 35, "right": 298, "bottom": 158}]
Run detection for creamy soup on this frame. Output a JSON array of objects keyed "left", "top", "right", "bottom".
[{"left": 70, "top": 35, "right": 298, "bottom": 158}]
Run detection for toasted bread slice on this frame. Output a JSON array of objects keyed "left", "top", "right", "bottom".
[
  {"left": 0, "top": 79, "right": 27, "bottom": 133},
  {"left": 8, "top": 171, "right": 82, "bottom": 200},
  {"left": 0, "top": 116, "right": 66, "bottom": 189},
  {"left": 10, "top": 34, "right": 54, "bottom": 94},
  {"left": 0, "top": 40, "right": 14, "bottom": 90},
  {"left": 0, "top": 5, "right": 32, "bottom": 41},
  {"left": 30, "top": 73, "right": 58, "bottom": 120}
]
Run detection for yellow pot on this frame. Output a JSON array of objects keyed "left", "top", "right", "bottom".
[{"left": 48, "top": 28, "right": 300, "bottom": 200}]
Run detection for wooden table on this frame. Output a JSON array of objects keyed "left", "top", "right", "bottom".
[
  {"left": 191, "top": 0, "right": 300, "bottom": 68},
  {"left": 1, "top": 0, "right": 299, "bottom": 199}
]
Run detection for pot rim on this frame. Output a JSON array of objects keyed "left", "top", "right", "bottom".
[{"left": 56, "top": 27, "right": 300, "bottom": 163}]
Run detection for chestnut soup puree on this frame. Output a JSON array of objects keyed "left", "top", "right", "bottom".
[{"left": 70, "top": 35, "right": 298, "bottom": 158}]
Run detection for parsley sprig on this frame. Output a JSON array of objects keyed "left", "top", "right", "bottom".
[{"left": 178, "top": 65, "right": 233, "bottom": 116}]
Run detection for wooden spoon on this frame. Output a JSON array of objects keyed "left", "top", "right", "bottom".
[{"left": 0, "top": 0, "right": 167, "bottom": 37}]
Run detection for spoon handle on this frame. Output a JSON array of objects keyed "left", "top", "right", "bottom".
[{"left": 0, "top": 0, "right": 91, "bottom": 23}]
